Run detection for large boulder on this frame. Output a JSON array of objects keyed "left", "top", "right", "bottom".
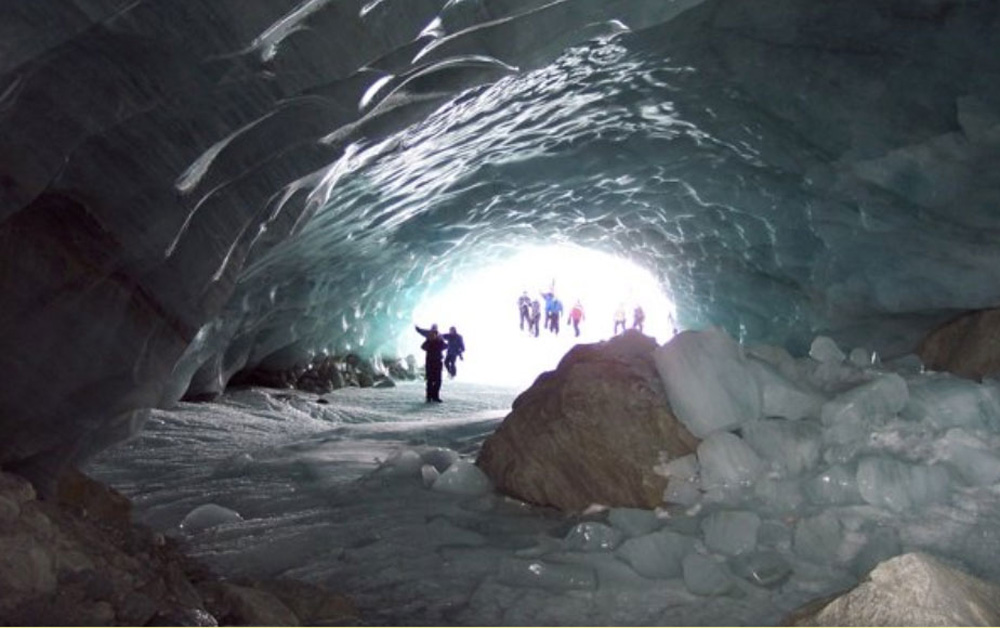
[
  {"left": 784, "top": 552, "right": 1000, "bottom": 626},
  {"left": 918, "top": 308, "right": 1000, "bottom": 381},
  {"left": 476, "top": 331, "right": 699, "bottom": 512}
]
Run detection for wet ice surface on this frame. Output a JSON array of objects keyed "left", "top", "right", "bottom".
[{"left": 88, "top": 379, "right": 1000, "bottom": 626}]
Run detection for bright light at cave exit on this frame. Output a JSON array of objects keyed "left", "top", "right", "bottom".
[{"left": 410, "top": 245, "right": 678, "bottom": 388}]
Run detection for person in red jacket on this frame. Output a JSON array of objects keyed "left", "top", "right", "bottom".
[{"left": 567, "top": 300, "right": 585, "bottom": 337}]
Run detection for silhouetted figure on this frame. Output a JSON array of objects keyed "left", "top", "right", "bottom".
[
  {"left": 530, "top": 299, "right": 541, "bottom": 337},
  {"left": 567, "top": 300, "right": 585, "bottom": 337},
  {"left": 632, "top": 305, "right": 645, "bottom": 333},
  {"left": 415, "top": 323, "right": 438, "bottom": 339},
  {"left": 420, "top": 326, "right": 447, "bottom": 402},
  {"left": 518, "top": 291, "right": 531, "bottom": 331},
  {"left": 443, "top": 326, "right": 465, "bottom": 378},
  {"left": 613, "top": 303, "right": 627, "bottom": 335}
]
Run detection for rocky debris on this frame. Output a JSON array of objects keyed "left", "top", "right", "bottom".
[
  {"left": 918, "top": 308, "right": 1000, "bottom": 381},
  {"left": 783, "top": 552, "right": 1000, "bottom": 626},
  {"left": 476, "top": 331, "right": 699, "bottom": 512},
  {"left": 226, "top": 353, "right": 417, "bottom": 396},
  {"left": 0, "top": 470, "right": 359, "bottom": 626}
]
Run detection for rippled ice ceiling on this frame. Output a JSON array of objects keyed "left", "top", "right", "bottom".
[{"left": 1, "top": 0, "right": 999, "bottom": 473}]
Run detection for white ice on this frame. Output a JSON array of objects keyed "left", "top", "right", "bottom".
[{"left": 87, "top": 342, "right": 1000, "bottom": 626}]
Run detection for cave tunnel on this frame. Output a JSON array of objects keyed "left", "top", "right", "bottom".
[{"left": 2, "top": 0, "right": 1000, "bottom": 625}]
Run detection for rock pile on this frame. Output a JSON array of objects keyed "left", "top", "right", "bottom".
[
  {"left": 0, "top": 469, "right": 358, "bottom": 626},
  {"left": 225, "top": 353, "right": 416, "bottom": 397}
]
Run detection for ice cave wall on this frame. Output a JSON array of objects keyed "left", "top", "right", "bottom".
[{"left": 1, "top": 0, "right": 999, "bottom": 482}]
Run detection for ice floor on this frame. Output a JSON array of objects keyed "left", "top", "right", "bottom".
[{"left": 87, "top": 378, "right": 1000, "bottom": 626}]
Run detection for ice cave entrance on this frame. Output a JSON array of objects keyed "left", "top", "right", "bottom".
[{"left": 410, "top": 245, "right": 677, "bottom": 387}]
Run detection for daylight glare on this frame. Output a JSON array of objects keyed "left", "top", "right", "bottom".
[{"left": 410, "top": 245, "right": 678, "bottom": 387}]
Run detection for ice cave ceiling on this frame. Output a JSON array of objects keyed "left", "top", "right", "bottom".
[{"left": 1, "top": 0, "right": 999, "bottom": 474}]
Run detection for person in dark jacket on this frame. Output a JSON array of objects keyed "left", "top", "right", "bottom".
[
  {"left": 530, "top": 299, "right": 541, "bottom": 337},
  {"left": 632, "top": 305, "right": 645, "bottom": 333},
  {"left": 419, "top": 326, "right": 447, "bottom": 402},
  {"left": 517, "top": 291, "right": 531, "bottom": 331},
  {"left": 442, "top": 326, "right": 465, "bottom": 378}
]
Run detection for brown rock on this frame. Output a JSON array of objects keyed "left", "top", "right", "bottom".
[
  {"left": 56, "top": 468, "right": 131, "bottom": 527},
  {"left": 0, "top": 534, "right": 57, "bottom": 607},
  {"left": 0, "top": 471, "right": 37, "bottom": 503},
  {"left": 918, "top": 308, "right": 1000, "bottom": 380},
  {"left": 204, "top": 582, "right": 300, "bottom": 626},
  {"left": 476, "top": 331, "right": 699, "bottom": 512}
]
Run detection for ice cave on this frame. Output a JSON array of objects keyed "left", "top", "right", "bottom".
[{"left": 2, "top": 0, "right": 1000, "bottom": 625}]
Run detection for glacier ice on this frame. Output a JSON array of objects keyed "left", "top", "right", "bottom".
[
  {"left": 804, "top": 464, "right": 863, "bottom": 506},
  {"left": 810, "top": 336, "right": 846, "bottom": 364},
  {"left": 615, "top": 529, "right": 694, "bottom": 579},
  {"left": 431, "top": 459, "right": 493, "bottom": 495},
  {"left": 682, "top": 552, "right": 734, "bottom": 596},
  {"left": 701, "top": 510, "right": 760, "bottom": 556},
  {"left": 729, "top": 550, "right": 791, "bottom": 588},
  {"left": 856, "top": 457, "right": 950, "bottom": 513},
  {"left": 654, "top": 328, "right": 762, "bottom": 439},
  {"left": 793, "top": 512, "right": 844, "bottom": 565},
  {"left": 697, "top": 431, "right": 763, "bottom": 489},
  {"left": 741, "top": 418, "right": 821, "bottom": 477},
  {"left": 178, "top": 503, "right": 244, "bottom": 533},
  {"left": 747, "top": 357, "right": 826, "bottom": 421},
  {"left": 608, "top": 507, "right": 661, "bottom": 538},
  {"left": 564, "top": 521, "right": 623, "bottom": 552},
  {"left": 496, "top": 558, "right": 597, "bottom": 592}
]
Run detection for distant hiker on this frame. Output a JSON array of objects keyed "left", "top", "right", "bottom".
[
  {"left": 613, "top": 303, "right": 627, "bottom": 335},
  {"left": 419, "top": 326, "right": 447, "bottom": 402},
  {"left": 518, "top": 291, "right": 531, "bottom": 331},
  {"left": 567, "top": 300, "right": 585, "bottom": 337},
  {"left": 443, "top": 326, "right": 465, "bottom": 378},
  {"left": 541, "top": 290, "right": 556, "bottom": 332},
  {"left": 632, "top": 305, "right": 645, "bottom": 333},
  {"left": 530, "top": 299, "right": 541, "bottom": 337},
  {"left": 549, "top": 297, "right": 563, "bottom": 335}
]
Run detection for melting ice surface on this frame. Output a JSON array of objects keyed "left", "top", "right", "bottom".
[{"left": 88, "top": 336, "right": 1000, "bottom": 626}]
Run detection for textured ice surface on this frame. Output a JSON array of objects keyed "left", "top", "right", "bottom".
[
  {"left": 178, "top": 504, "right": 244, "bottom": 533},
  {"left": 431, "top": 459, "right": 493, "bottom": 495},
  {"left": 697, "top": 431, "right": 763, "bottom": 489},
  {"left": 902, "top": 374, "right": 1000, "bottom": 431},
  {"left": 748, "top": 358, "right": 826, "bottom": 421},
  {"left": 564, "top": 522, "right": 623, "bottom": 552},
  {"left": 682, "top": 553, "right": 734, "bottom": 596},
  {"left": 86, "top": 380, "right": 1000, "bottom": 625},
  {"left": 810, "top": 336, "right": 846, "bottom": 364},
  {"left": 701, "top": 510, "right": 760, "bottom": 556},
  {"left": 856, "top": 457, "right": 951, "bottom": 513},
  {"left": 4, "top": 0, "right": 1000, "bottom": 478},
  {"left": 654, "top": 328, "right": 762, "bottom": 438},
  {"left": 608, "top": 507, "right": 661, "bottom": 538},
  {"left": 615, "top": 529, "right": 694, "bottom": 579},
  {"left": 742, "top": 419, "right": 821, "bottom": 477}
]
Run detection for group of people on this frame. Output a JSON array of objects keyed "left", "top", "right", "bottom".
[
  {"left": 614, "top": 303, "right": 645, "bottom": 335},
  {"left": 517, "top": 291, "right": 647, "bottom": 338},
  {"left": 416, "top": 324, "right": 465, "bottom": 402},
  {"left": 517, "top": 291, "right": 587, "bottom": 338}
]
